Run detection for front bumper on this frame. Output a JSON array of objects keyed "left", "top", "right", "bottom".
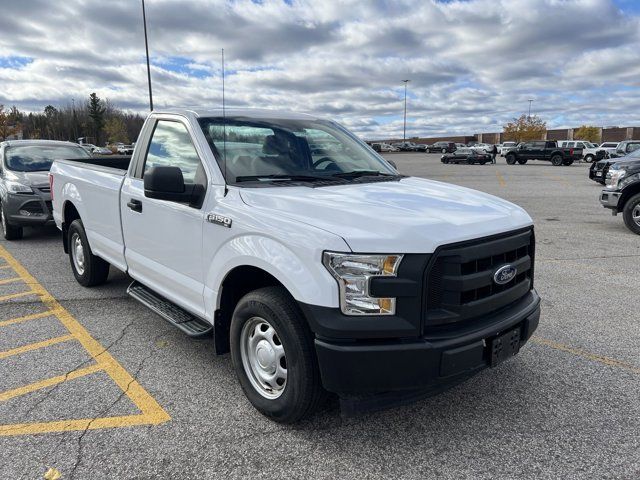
[
  {"left": 313, "top": 290, "right": 540, "bottom": 395},
  {"left": 600, "top": 189, "right": 621, "bottom": 213},
  {"left": 3, "top": 192, "right": 54, "bottom": 226}
]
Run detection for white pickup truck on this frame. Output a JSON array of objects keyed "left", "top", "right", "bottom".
[{"left": 50, "top": 109, "right": 540, "bottom": 422}]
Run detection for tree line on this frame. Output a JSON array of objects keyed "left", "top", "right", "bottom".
[
  {"left": 0, "top": 93, "right": 145, "bottom": 146},
  {"left": 503, "top": 115, "right": 600, "bottom": 143}
]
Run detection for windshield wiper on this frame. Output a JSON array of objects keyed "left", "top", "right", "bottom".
[
  {"left": 329, "top": 170, "right": 398, "bottom": 179},
  {"left": 234, "top": 174, "right": 334, "bottom": 183}
]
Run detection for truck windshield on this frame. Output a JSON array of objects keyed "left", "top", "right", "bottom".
[
  {"left": 5, "top": 145, "right": 90, "bottom": 172},
  {"left": 198, "top": 117, "right": 397, "bottom": 184}
]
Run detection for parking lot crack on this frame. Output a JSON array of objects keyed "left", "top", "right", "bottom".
[{"left": 68, "top": 329, "right": 170, "bottom": 480}]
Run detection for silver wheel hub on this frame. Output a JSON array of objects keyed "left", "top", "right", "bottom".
[
  {"left": 240, "top": 317, "right": 287, "bottom": 399},
  {"left": 633, "top": 205, "right": 640, "bottom": 227},
  {"left": 71, "top": 233, "right": 85, "bottom": 275}
]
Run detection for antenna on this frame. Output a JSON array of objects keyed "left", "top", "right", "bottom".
[
  {"left": 141, "top": 0, "right": 153, "bottom": 111},
  {"left": 222, "top": 48, "right": 228, "bottom": 196}
]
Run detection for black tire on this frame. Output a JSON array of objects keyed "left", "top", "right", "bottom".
[
  {"left": 67, "top": 219, "right": 110, "bottom": 287},
  {"left": 230, "top": 286, "right": 326, "bottom": 423},
  {"left": 506, "top": 154, "right": 516, "bottom": 165},
  {"left": 0, "top": 204, "right": 23, "bottom": 241},
  {"left": 585, "top": 154, "right": 594, "bottom": 163},
  {"left": 622, "top": 193, "right": 640, "bottom": 235},
  {"left": 441, "top": 148, "right": 447, "bottom": 154},
  {"left": 551, "top": 155, "right": 563, "bottom": 166},
  {"left": 517, "top": 158, "right": 527, "bottom": 165},
  {"left": 563, "top": 158, "right": 574, "bottom": 166}
]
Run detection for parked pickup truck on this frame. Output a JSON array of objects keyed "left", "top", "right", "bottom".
[
  {"left": 51, "top": 109, "right": 540, "bottom": 423},
  {"left": 599, "top": 148, "right": 640, "bottom": 234},
  {"left": 504, "top": 140, "right": 583, "bottom": 166}
]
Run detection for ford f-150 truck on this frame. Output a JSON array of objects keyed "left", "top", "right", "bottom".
[
  {"left": 50, "top": 109, "right": 540, "bottom": 423},
  {"left": 504, "top": 140, "right": 583, "bottom": 166}
]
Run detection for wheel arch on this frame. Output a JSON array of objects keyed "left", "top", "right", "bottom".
[
  {"left": 618, "top": 181, "right": 640, "bottom": 211},
  {"left": 61, "top": 200, "right": 82, "bottom": 253}
]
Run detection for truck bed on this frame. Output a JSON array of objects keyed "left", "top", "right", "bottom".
[
  {"left": 62, "top": 155, "right": 132, "bottom": 171},
  {"left": 51, "top": 157, "right": 129, "bottom": 272}
]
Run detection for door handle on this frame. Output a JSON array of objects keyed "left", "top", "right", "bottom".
[{"left": 127, "top": 199, "right": 142, "bottom": 212}]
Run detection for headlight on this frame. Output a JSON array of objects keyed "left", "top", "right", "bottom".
[
  {"left": 6, "top": 181, "right": 33, "bottom": 194},
  {"left": 607, "top": 168, "right": 627, "bottom": 189},
  {"left": 322, "top": 252, "right": 403, "bottom": 315}
]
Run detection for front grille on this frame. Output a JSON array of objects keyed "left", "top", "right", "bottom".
[{"left": 424, "top": 228, "right": 534, "bottom": 328}]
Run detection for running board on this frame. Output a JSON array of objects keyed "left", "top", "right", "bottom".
[{"left": 127, "top": 281, "right": 212, "bottom": 338}]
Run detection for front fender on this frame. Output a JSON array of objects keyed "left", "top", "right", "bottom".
[{"left": 203, "top": 234, "right": 341, "bottom": 320}]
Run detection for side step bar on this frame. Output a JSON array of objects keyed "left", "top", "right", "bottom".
[{"left": 127, "top": 281, "right": 213, "bottom": 338}]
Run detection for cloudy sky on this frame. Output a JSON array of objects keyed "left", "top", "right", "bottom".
[{"left": 0, "top": 0, "right": 639, "bottom": 139}]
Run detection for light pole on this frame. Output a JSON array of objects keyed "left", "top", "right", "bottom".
[
  {"left": 528, "top": 99, "right": 533, "bottom": 118},
  {"left": 402, "top": 79, "right": 410, "bottom": 140},
  {"left": 142, "top": 0, "right": 154, "bottom": 111}
]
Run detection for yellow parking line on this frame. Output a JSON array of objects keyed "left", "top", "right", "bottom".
[
  {"left": 495, "top": 171, "right": 506, "bottom": 187},
  {"left": 532, "top": 337, "right": 640, "bottom": 375},
  {"left": 0, "top": 277, "right": 21, "bottom": 285},
  {"left": 0, "top": 290, "right": 38, "bottom": 302},
  {"left": 0, "top": 363, "right": 105, "bottom": 402},
  {"left": 0, "top": 415, "right": 166, "bottom": 437},
  {"left": 0, "top": 310, "right": 58, "bottom": 328},
  {"left": 0, "top": 334, "right": 74, "bottom": 360},
  {"left": 0, "top": 244, "right": 170, "bottom": 436}
]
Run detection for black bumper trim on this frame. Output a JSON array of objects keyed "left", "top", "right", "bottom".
[{"left": 314, "top": 290, "right": 540, "bottom": 395}]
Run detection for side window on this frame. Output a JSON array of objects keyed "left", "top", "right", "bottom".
[
  {"left": 567, "top": 142, "right": 575, "bottom": 148},
  {"left": 144, "top": 121, "right": 202, "bottom": 183},
  {"left": 628, "top": 143, "right": 640, "bottom": 153}
]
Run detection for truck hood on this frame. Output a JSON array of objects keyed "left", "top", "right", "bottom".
[{"left": 239, "top": 177, "right": 532, "bottom": 253}]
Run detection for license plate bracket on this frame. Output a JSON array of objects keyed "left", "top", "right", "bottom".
[{"left": 489, "top": 327, "right": 521, "bottom": 367}]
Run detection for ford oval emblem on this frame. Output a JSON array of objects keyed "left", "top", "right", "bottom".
[{"left": 494, "top": 265, "right": 517, "bottom": 285}]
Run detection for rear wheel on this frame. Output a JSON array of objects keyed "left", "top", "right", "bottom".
[
  {"left": 585, "top": 154, "right": 594, "bottom": 163},
  {"left": 0, "top": 205, "right": 23, "bottom": 241},
  {"left": 441, "top": 148, "right": 447, "bottom": 154},
  {"left": 230, "top": 286, "right": 326, "bottom": 423},
  {"left": 551, "top": 155, "right": 563, "bottom": 166},
  {"left": 68, "top": 219, "right": 110, "bottom": 287},
  {"left": 622, "top": 194, "right": 640, "bottom": 235},
  {"left": 506, "top": 154, "right": 516, "bottom": 165},
  {"left": 517, "top": 158, "right": 527, "bottom": 165}
]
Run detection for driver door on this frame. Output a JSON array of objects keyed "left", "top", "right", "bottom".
[{"left": 121, "top": 118, "right": 208, "bottom": 317}]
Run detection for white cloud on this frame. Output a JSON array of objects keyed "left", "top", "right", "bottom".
[{"left": 0, "top": 0, "right": 638, "bottom": 139}]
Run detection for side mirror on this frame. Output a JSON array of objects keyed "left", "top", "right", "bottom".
[
  {"left": 518, "top": 145, "right": 524, "bottom": 150},
  {"left": 144, "top": 166, "right": 193, "bottom": 203}
]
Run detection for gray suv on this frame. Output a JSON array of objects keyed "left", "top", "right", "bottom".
[{"left": 0, "top": 140, "right": 90, "bottom": 240}]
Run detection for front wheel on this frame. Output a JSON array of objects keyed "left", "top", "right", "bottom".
[
  {"left": 441, "top": 148, "right": 447, "bottom": 154},
  {"left": 585, "top": 154, "right": 594, "bottom": 163},
  {"left": 67, "top": 219, "right": 110, "bottom": 286},
  {"left": 622, "top": 193, "right": 640, "bottom": 235},
  {"left": 551, "top": 155, "right": 563, "bottom": 166},
  {"left": 230, "top": 286, "right": 326, "bottom": 423},
  {"left": 506, "top": 154, "right": 516, "bottom": 165},
  {"left": 0, "top": 205, "right": 23, "bottom": 241}
]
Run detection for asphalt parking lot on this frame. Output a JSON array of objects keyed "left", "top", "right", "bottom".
[{"left": 0, "top": 153, "right": 638, "bottom": 479}]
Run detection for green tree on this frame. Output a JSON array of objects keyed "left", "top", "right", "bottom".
[
  {"left": 0, "top": 105, "right": 18, "bottom": 141},
  {"left": 87, "top": 92, "right": 106, "bottom": 144},
  {"left": 503, "top": 114, "right": 547, "bottom": 142},
  {"left": 104, "top": 117, "right": 129, "bottom": 144},
  {"left": 574, "top": 125, "right": 600, "bottom": 143}
]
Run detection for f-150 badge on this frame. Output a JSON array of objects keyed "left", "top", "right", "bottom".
[{"left": 207, "top": 213, "right": 232, "bottom": 228}]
